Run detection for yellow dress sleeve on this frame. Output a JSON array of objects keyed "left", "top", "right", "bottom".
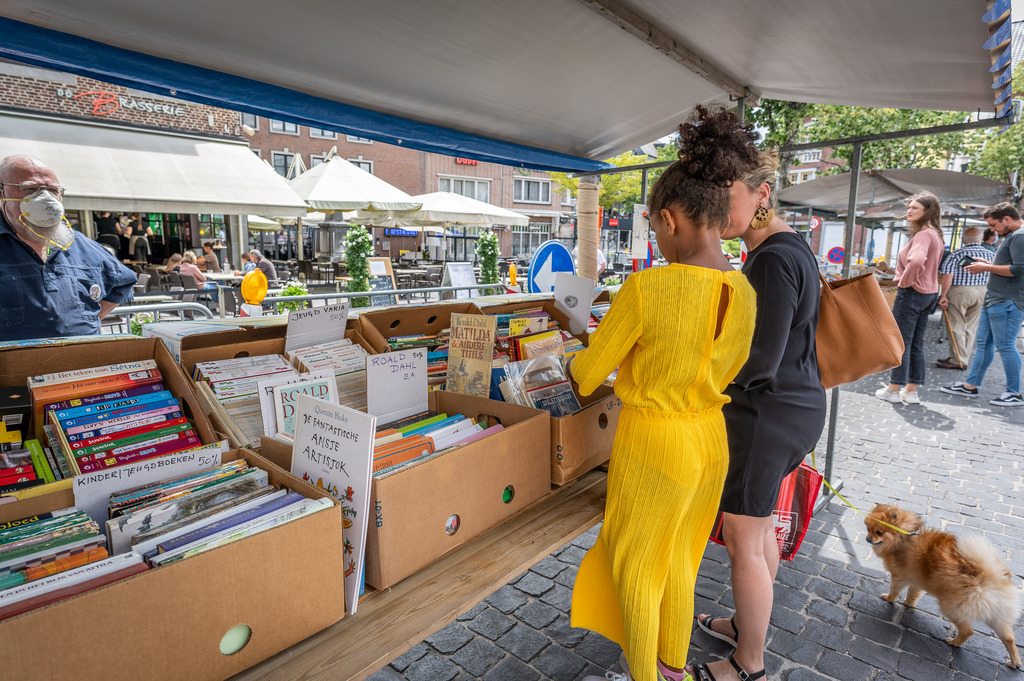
[{"left": 571, "top": 275, "right": 643, "bottom": 396}]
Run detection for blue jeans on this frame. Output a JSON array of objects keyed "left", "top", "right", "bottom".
[
  {"left": 965, "top": 300, "right": 1023, "bottom": 394},
  {"left": 889, "top": 287, "right": 938, "bottom": 386}
]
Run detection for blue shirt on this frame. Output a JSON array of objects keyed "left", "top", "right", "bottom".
[
  {"left": 0, "top": 214, "right": 137, "bottom": 341},
  {"left": 937, "top": 243, "right": 993, "bottom": 287}
]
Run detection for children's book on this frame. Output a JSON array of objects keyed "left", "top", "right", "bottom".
[
  {"left": 446, "top": 313, "right": 497, "bottom": 398},
  {"left": 272, "top": 376, "right": 339, "bottom": 439}
]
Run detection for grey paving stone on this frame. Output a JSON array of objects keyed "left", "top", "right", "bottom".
[
  {"left": 515, "top": 600, "right": 560, "bottom": 629},
  {"left": 530, "top": 555, "right": 567, "bottom": 579},
  {"left": 848, "top": 635, "right": 900, "bottom": 669},
  {"left": 556, "top": 544, "right": 588, "bottom": 564},
  {"left": 389, "top": 643, "right": 428, "bottom": 672},
  {"left": 773, "top": 583, "right": 811, "bottom": 611},
  {"left": 788, "top": 670, "right": 834, "bottom": 681},
  {"left": 495, "top": 623, "right": 550, "bottom": 662},
  {"left": 467, "top": 608, "right": 516, "bottom": 640},
  {"left": 532, "top": 644, "right": 587, "bottom": 679},
  {"left": 555, "top": 563, "right": 578, "bottom": 588},
  {"left": 574, "top": 631, "right": 623, "bottom": 669},
  {"left": 450, "top": 638, "right": 504, "bottom": 677},
  {"left": 802, "top": 619, "right": 854, "bottom": 654},
  {"left": 815, "top": 650, "right": 874, "bottom": 681},
  {"left": 540, "top": 583, "right": 573, "bottom": 612},
  {"left": 514, "top": 571, "right": 555, "bottom": 597},
  {"left": 457, "top": 602, "right": 488, "bottom": 622},
  {"left": 771, "top": 605, "right": 807, "bottom": 635},
  {"left": 806, "top": 575, "right": 847, "bottom": 602},
  {"left": 950, "top": 647, "right": 1000, "bottom": 681},
  {"left": 548, "top": 613, "right": 589, "bottom": 647},
  {"left": 807, "top": 598, "right": 849, "bottom": 627},
  {"left": 405, "top": 653, "right": 459, "bottom": 681},
  {"left": 898, "top": 653, "right": 955, "bottom": 681},
  {"left": 426, "top": 622, "right": 474, "bottom": 655},
  {"left": 482, "top": 656, "right": 540, "bottom": 681},
  {"left": 767, "top": 629, "right": 823, "bottom": 666},
  {"left": 485, "top": 584, "right": 528, "bottom": 614}
]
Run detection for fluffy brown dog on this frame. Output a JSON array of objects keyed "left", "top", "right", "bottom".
[{"left": 864, "top": 504, "right": 1022, "bottom": 669}]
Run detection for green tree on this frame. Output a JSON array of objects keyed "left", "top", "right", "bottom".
[
  {"left": 746, "top": 100, "right": 815, "bottom": 187},
  {"left": 550, "top": 151, "right": 657, "bottom": 209},
  {"left": 344, "top": 225, "right": 373, "bottom": 307}
]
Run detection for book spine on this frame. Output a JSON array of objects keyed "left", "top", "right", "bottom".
[
  {"left": 65, "top": 411, "right": 184, "bottom": 443},
  {"left": 30, "top": 369, "right": 163, "bottom": 403},
  {"left": 0, "top": 471, "right": 35, "bottom": 485},
  {"left": 0, "top": 509, "right": 74, "bottom": 533},
  {"left": 27, "top": 360, "right": 157, "bottom": 388},
  {"left": 43, "top": 420, "right": 79, "bottom": 477},
  {"left": 76, "top": 432, "right": 201, "bottom": 472},
  {"left": 0, "top": 440, "right": 23, "bottom": 452},
  {"left": 25, "top": 440, "right": 55, "bottom": 485},
  {"left": 20, "top": 546, "right": 110, "bottom": 583},
  {"left": 68, "top": 417, "right": 190, "bottom": 451},
  {"left": 58, "top": 397, "right": 180, "bottom": 430},
  {"left": 52, "top": 390, "right": 174, "bottom": 421},
  {"left": 72, "top": 421, "right": 192, "bottom": 458},
  {"left": 42, "top": 446, "right": 63, "bottom": 481},
  {"left": 40, "top": 383, "right": 166, "bottom": 416},
  {"left": 0, "top": 479, "right": 43, "bottom": 495}
]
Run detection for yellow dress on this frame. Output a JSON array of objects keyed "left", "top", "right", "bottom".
[{"left": 570, "top": 264, "right": 755, "bottom": 681}]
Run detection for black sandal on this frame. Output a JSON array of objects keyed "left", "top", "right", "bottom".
[
  {"left": 696, "top": 614, "right": 738, "bottom": 647},
  {"left": 691, "top": 656, "right": 765, "bottom": 681}
]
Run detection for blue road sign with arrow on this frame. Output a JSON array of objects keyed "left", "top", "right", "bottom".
[{"left": 528, "top": 240, "right": 576, "bottom": 293}]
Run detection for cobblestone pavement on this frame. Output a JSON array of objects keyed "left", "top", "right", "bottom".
[{"left": 369, "top": 315, "right": 1024, "bottom": 681}]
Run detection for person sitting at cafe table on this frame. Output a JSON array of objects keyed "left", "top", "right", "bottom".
[
  {"left": 163, "top": 252, "right": 183, "bottom": 273},
  {"left": 202, "top": 242, "right": 221, "bottom": 272},
  {"left": 249, "top": 248, "right": 279, "bottom": 284},
  {"left": 232, "top": 251, "right": 256, "bottom": 276},
  {"left": 0, "top": 154, "right": 136, "bottom": 340},
  {"left": 179, "top": 251, "right": 219, "bottom": 302}
]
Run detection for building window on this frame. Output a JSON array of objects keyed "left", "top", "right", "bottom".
[
  {"left": 789, "top": 173, "right": 799, "bottom": 183},
  {"left": 439, "top": 176, "right": 490, "bottom": 202},
  {"left": 347, "top": 135, "right": 373, "bottom": 144},
  {"left": 310, "top": 154, "right": 327, "bottom": 167},
  {"left": 798, "top": 149, "right": 822, "bottom": 163},
  {"left": 309, "top": 127, "right": 337, "bottom": 139},
  {"left": 270, "top": 119, "right": 299, "bottom": 135},
  {"left": 509, "top": 222, "right": 551, "bottom": 257},
  {"left": 271, "top": 151, "right": 295, "bottom": 177},
  {"left": 800, "top": 171, "right": 816, "bottom": 182},
  {"left": 514, "top": 178, "right": 551, "bottom": 204},
  {"left": 349, "top": 158, "right": 373, "bottom": 173},
  {"left": 241, "top": 113, "right": 259, "bottom": 130}
]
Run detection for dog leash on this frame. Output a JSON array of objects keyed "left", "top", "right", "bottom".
[{"left": 811, "top": 452, "right": 915, "bottom": 535}]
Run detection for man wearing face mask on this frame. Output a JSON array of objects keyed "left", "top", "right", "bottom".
[{"left": 0, "top": 155, "right": 137, "bottom": 341}]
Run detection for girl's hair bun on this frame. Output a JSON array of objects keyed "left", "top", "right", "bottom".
[{"left": 675, "top": 105, "right": 761, "bottom": 188}]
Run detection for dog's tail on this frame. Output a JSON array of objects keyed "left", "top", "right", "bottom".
[{"left": 957, "top": 534, "right": 1021, "bottom": 626}]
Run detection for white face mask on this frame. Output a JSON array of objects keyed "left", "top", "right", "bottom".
[{"left": 2, "top": 188, "right": 74, "bottom": 251}]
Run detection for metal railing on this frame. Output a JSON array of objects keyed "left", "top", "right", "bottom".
[
  {"left": 259, "top": 282, "right": 504, "bottom": 308},
  {"left": 109, "top": 301, "right": 217, "bottom": 320}
]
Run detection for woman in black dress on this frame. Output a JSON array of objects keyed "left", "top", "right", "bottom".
[{"left": 691, "top": 151, "right": 827, "bottom": 681}]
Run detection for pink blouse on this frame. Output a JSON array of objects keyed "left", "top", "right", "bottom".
[
  {"left": 178, "top": 261, "right": 207, "bottom": 284},
  {"left": 894, "top": 228, "right": 943, "bottom": 294}
]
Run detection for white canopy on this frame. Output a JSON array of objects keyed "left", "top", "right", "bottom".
[
  {"left": 0, "top": 1, "right": 1010, "bottom": 171},
  {"left": 246, "top": 215, "right": 280, "bottom": 231},
  {"left": 0, "top": 112, "right": 308, "bottom": 215},
  {"left": 779, "top": 168, "right": 1014, "bottom": 214},
  {"left": 286, "top": 157, "right": 422, "bottom": 212},
  {"left": 354, "top": 192, "right": 530, "bottom": 228}
]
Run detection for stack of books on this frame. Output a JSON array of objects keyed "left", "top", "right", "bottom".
[
  {"left": 386, "top": 329, "right": 449, "bottom": 352},
  {"left": 372, "top": 412, "right": 503, "bottom": 476},
  {"left": 29, "top": 362, "right": 206, "bottom": 476},
  {"left": 427, "top": 351, "right": 449, "bottom": 391},
  {"left": 502, "top": 354, "right": 582, "bottom": 417},
  {"left": 288, "top": 339, "right": 370, "bottom": 411},
  {"left": 193, "top": 355, "right": 299, "bottom": 448},
  {"left": 0, "top": 507, "right": 113, "bottom": 620}
]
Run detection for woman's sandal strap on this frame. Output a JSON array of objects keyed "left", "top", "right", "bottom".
[{"left": 728, "top": 655, "right": 766, "bottom": 681}]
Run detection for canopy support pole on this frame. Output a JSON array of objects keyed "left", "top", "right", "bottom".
[
  {"left": 817, "top": 142, "right": 861, "bottom": 512},
  {"left": 577, "top": 174, "right": 601, "bottom": 280}
]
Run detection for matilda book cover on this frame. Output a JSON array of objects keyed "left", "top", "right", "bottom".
[{"left": 446, "top": 313, "right": 497, "bottom": 398}]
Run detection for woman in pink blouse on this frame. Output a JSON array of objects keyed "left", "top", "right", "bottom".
[
  {"left": 179, "top": 251, "right": 219, "bottom": 302},
  {"left": 875, "top": 192, "right": 944, "bottom": 404}
]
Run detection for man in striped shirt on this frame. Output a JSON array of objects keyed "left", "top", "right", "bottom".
[{"left": 936, "top": 227, "right": 994, "bottom": 369}]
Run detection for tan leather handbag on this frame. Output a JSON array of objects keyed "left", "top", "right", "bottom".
[{"left": 816, "top": 272, "right": 905, "bottom": 389}]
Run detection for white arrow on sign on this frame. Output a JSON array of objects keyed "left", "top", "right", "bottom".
[{"left": 532, "top": 252, "right": 557, "bottom": 292}]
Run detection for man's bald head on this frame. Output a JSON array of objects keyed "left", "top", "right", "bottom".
[
  {"left": 962, "top": 227, "right": 983, "bottom": 243},
  {"left": 0, "top": 155, "right": 57, "bottom": 185}
]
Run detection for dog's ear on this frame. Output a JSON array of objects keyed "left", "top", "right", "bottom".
[{"left": 889, "top": 509, "right": 899, "bottom": 523}]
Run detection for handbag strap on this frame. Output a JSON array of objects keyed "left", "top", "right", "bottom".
[{"left": 818, "top": 271, "right": 834, "bottom": 292}]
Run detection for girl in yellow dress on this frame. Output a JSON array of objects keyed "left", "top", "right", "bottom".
[{"left": 570, "top": 106, "right": 760, "bottom": 681}]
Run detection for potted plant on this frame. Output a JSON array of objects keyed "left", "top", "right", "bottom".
[
  {"left": 477, "top": 230, "right": 500, "bottom": 295},
  {"left": 345, "top": 225, "right": 373, "bottom": 307}
]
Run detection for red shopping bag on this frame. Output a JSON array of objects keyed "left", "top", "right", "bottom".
[{"left": 709, "top": 463, "right": 823, "bottom": 561}]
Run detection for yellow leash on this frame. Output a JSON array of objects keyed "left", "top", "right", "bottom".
[{"left": 811, "top": 452, "right": 913, "bottom": 535}]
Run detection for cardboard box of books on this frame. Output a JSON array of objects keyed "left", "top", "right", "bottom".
[
  {"left": 176, "top": 321, "right": 376, "bottom": 449},
  {"left": 0, "top": 448, "right": 346, "bottom": 681},
  {"left": 261, "top": 390, "right": 550, "bottom": 590},
  {"left": 0, "top": 337, "right": 217, "bottom": 500},
  {"left": 358, "top": 301, "right": 485, "bottom": 354},
  {"left": 478, "top": 299, "right": 622, "bottom": 485}
]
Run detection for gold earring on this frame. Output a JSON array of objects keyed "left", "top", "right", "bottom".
[{"left": 750, "top": 205, "right": 774, "bottom": 230}]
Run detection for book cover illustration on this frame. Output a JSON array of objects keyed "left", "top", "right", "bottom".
[
  {"left": 290, "top": 394, "right": 375, "bottom": 616},
  {"left": 446, "top": 313, "right": 497, "bottom": 398},
  {"left": 272, "top": 376, "right": 339, "bottom": 439}
]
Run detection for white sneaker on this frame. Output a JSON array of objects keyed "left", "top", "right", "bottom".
[
  {"left": 899, "top": 388, "right": 920, "bottom": 404},
  {"left": 874, "top": 387, "right": 902, "bottom": 403},
  {"left": 583, "top": 673, "right": 630, "bottom": 681}
]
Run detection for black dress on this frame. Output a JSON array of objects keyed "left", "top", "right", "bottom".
[{"left": 720, "top": 231, "right": 827, "bottom": 517}]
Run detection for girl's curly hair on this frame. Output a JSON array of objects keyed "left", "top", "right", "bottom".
[{"left": 648, "top": 105, "right": 761, "bottom": 230}]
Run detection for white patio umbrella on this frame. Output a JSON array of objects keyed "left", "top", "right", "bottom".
[
  {"left": 265, "top": 211, "right": 330, "bottom": 226},
  {"left": 353, "top": 191, "right": 530, "bottom": 228},
  {"left": 287, "top": 156, "right": 422, "bottom": 212},
  {"left": 246, "top": 214, "right": 280, "bottom": 231}
]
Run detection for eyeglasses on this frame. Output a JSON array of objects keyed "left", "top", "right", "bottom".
[{"left": 0, "top": 182, "right": 65, "bottom": 197}]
